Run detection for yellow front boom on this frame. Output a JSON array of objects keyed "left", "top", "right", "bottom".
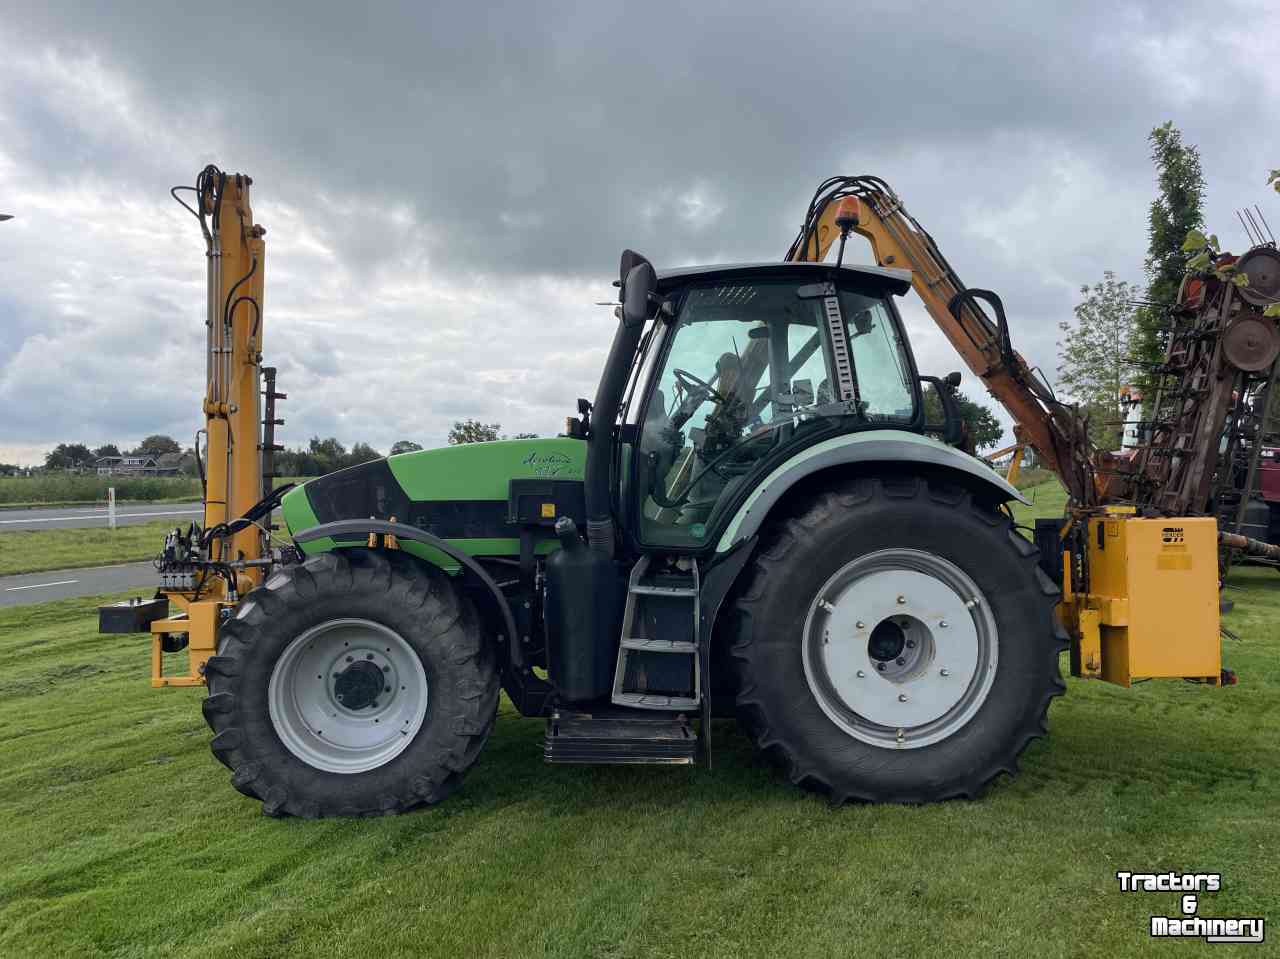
[{"left": 150, "top": 171, "right": 267, "bottom": 686}]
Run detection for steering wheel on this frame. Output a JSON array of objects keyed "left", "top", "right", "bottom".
[{"left": 673, "top": 368, "right": 728, "bottom": 406}]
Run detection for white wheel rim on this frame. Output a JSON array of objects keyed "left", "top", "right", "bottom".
[
  {"left": 802, "top": 549, "right": 998, "bottom": 749},
  {"left": 267, "top": 618, "right": 429, "bottom": 774}
]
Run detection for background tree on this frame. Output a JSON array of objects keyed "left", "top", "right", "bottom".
[
  {"left": 1058, "top": 271, "right": 1137, "bottom": 450},
  {"left": 508, "top": 432, "right": 540, "bottom": 440},
  {"left": 134, "top": 434, "right": 181, "bottom": 457},
  {"left": 44, "top": 443, "right": 94, "bottom": 470},
  {"left": 307, "top": 436, "right": 348, "bottom": 474},
  {"left": 93, "top": 443, "right": 120, "bottom": 459},
  {"left": 348, "top": 442, "right": 382, "bottom": 465},
  {"left": 389, "top": 440, "right": 423, "bottom": 455},
  {"left": 449, "top": 419, "right": 501, "bottom": 444},
  {"left": 922, "top": 389, "right": 1003, "bottom": 451},
  {"left": 1133, "top": 122, "right": 1205, "bottom": 393}
]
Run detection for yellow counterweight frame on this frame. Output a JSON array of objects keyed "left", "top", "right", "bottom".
[
  {"left": 1060, "top": 513, "right": 1221, "bottom": 687},
  {"left": 148, "top": 173, "right": 267, "bottom": 687}
]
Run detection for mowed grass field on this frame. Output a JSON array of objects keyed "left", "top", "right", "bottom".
[
  {"left": 0, "top": 521, "right": 172, "bottom": 577},
  {"left": 0, "top": 501, "right": 295, "bottom": 578},
  {"left": 1, "top": 481, "right": 1278, "bottom": 958}
]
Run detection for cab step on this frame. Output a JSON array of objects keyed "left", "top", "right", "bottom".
[
  {"left": 611, "top": 556, "right": 701, "bottom": 710},
  {"left": 544, "top": 709, "right": 696, "bottom": 765}
]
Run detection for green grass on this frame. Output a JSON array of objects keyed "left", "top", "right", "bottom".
[
  {"left": 0, "top": 498, "right": 298, "bottom": 578},
  {"left": 1010, "top": 477, "right": 1069, "bottom": 528},
  {"left": 0, "top": 475, "right": 309, "bottom": 509},
  {"left": 0, "top": 475, "right": 203, "bottom": 508},
  {"left": 0, "top": 521, "right": 171, "bottom": 577},
  {"left": 1, "top": 492, "right": 1277, "bottom": 957}
]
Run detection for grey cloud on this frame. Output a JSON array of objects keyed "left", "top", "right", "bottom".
[{"left": 1, "top": 1, "right": 1278, "bottom": 462}]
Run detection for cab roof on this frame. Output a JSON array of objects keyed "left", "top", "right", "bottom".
[{"left": 655, "top": 261, "right": 913, "bottom": 295}]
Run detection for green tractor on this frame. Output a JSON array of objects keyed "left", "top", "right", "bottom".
[{"left": 205, "top": 250, "right": 1063, "bottom": 817}]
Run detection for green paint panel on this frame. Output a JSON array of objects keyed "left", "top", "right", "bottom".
[
  {"left": 281, "top": 485, "right": 332, "bottom": 555},
  {"left": 281, "top": 439, "right": 586, "bottom": 567},
  {"left": 387, "top": 438, "right": 585, "bottom": 501}
]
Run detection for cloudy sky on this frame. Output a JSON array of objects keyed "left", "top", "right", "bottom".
[{"left": 2, "top": 1, "right": 1278, "bottom": 466}]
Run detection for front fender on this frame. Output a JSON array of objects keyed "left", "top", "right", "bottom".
[
  {"left": 291, "top": 519, "right": 520, "bottom": 669},
  {"left": 715, "top": 430, "right": 1027, "bottom": 553}
]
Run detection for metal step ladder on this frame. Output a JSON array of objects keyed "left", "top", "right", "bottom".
[
  {"left": 544, "top": 707, "right": 696, "bottom": 764},
  {"left": 610, "top": 556, "right": 700, "bottom": 710}
]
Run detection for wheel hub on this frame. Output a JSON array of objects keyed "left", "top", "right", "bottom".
[
  {"left": 802, "top": 549, "right": 998, "bottom": 749},
  {"left": 333, "top": 659, "right": 386, "bottom": 711},
  {"left": 267, "top": 618, "right": 429, "bottom": 774}
]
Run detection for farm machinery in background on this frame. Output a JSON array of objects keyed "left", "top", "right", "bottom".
[
  {"left": 1117, "top": 228, "right": 1280, "bottom": 570},
  {"left": 101, "top": 167, "right": 1276, "bottom": 818}
]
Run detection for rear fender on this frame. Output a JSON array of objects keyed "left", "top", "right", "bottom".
[{"left": 715, "top": 430, "right": 1026, "bottom": 553}]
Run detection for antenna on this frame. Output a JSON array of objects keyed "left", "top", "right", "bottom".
[
  {"left": 1237, "top": 209, "right": 1261, "bottom": 246},
  {"left": 1253, "top": 204, "right": 1276, "bottom": 245}
]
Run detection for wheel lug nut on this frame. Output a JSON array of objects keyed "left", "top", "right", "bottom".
[
  {"left": 382, "top": 665, "right": 390, "bottom": 673},
  {"left": 895, "top": 657, "right": 905, "bottom": 666},
  {"left": 940, "top": 668, "right": 950, "bottom": 677},
  {"left": 856, "top": 670, "right": 865, "bottom": 678},
  {"left": 856, "top": 621, "right": 865, "bottom": 629},
  {"left": 876, "top": 662, "right": 886, "bottom": 672},
  {"left": 385, "top": 685, "right": 391, "bottom": 693},
  {"left": 905, "top": 639, "right": 915, "bottom": 649},
  {"left": 898, "top": 693, "right": 908, "bottom": 703},
  {"left": 345, "top": 656, "right": 353, "bottom": 663},
  {"left": 896, "top": 595, "right": 906, "bottom": 605},
  {"left": 940, "top": 620, "right": 949, "bottom": 628}
]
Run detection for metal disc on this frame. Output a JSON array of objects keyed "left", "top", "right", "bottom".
[
  {"left": 801, "top": 548, "right": 998, "bottom": 750},
  {"left": 1236, "top": 247, "right": 1280, "bottom": 308},
  {"left": 1222, "top": 315, "right": 1280, "bottom": 372},
  {"left": 268, "top": 618, "right": 429, "bottom": 774}
]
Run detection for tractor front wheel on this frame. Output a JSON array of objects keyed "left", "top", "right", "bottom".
[{"left": 202, "top": 549, "right": 498, "bottom": 817}]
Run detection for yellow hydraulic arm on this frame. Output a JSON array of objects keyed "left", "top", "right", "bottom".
[
  {"left": 145, "top": 167, "right": 270, "bottom": 686},
  {"left": 201, "top": 170, "right": 268, "bottom": 575},
  {"left": 785, "top": 175, "right": 1099, "bottom": 506}
]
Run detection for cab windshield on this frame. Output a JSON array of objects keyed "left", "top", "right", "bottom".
[{"left": 637, "top": 276, "right": 916, "bottom": 546}]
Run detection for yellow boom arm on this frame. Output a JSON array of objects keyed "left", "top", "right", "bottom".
[{"left": 786, "top": 176, "right": 1099, "bottom": 506}]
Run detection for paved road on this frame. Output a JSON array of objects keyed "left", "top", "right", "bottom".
[
  {"left": 0, "top": 504, "right": 203, "bottom": 531},
  {"left": 0, "top": 562, "right": 157, "bottom": 608}
]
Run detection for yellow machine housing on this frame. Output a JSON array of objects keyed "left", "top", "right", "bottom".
[{"left": 1065, "top": 515, "right": 1220, "bottom": 687}]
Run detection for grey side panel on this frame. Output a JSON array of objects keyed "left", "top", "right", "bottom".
[{"left": 715, "top": 430, "right": 1027, "bottom": 553}]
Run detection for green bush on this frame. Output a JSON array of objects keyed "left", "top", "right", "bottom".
[{"left": 0, "top": 474, "right": 202, "bottom": 506}]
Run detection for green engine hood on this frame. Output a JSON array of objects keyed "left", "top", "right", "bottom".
[{"left": 280, "top": 437, "right": 587, "bottom": 567}]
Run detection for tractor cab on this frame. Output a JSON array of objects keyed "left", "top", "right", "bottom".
[{"left": 613, "top": 261, "right": 924, "bottom": 551}]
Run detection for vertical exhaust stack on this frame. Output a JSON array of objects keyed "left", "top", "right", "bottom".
[{"left": 584, "top": 250, "right": 656, "bottom": 556}]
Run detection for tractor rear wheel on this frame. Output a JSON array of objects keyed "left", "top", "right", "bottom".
[
  {"left": 202, "top": 549, "right": 499, "bottom": 817},
  {"left": 730, "top": 474, "right": 1066, "bottom": 803}
]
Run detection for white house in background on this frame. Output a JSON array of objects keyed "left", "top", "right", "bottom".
[{"left": 95, "top": 453, "right": 188, "bottom": 476}]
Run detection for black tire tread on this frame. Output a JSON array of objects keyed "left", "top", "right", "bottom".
[
  {"left": 203, "top": 549, "right": 500, "bottom": 817},
  {"left": 730, "top": 475, "right": 1066, "bottom": 804}
]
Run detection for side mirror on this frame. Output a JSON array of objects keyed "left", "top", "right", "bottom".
[
  {"left": 944, "top": 370, "right": 962, "bottom": 390},
  {"left": 622, "top": 258, "right": 657, "bottom": 329}
]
